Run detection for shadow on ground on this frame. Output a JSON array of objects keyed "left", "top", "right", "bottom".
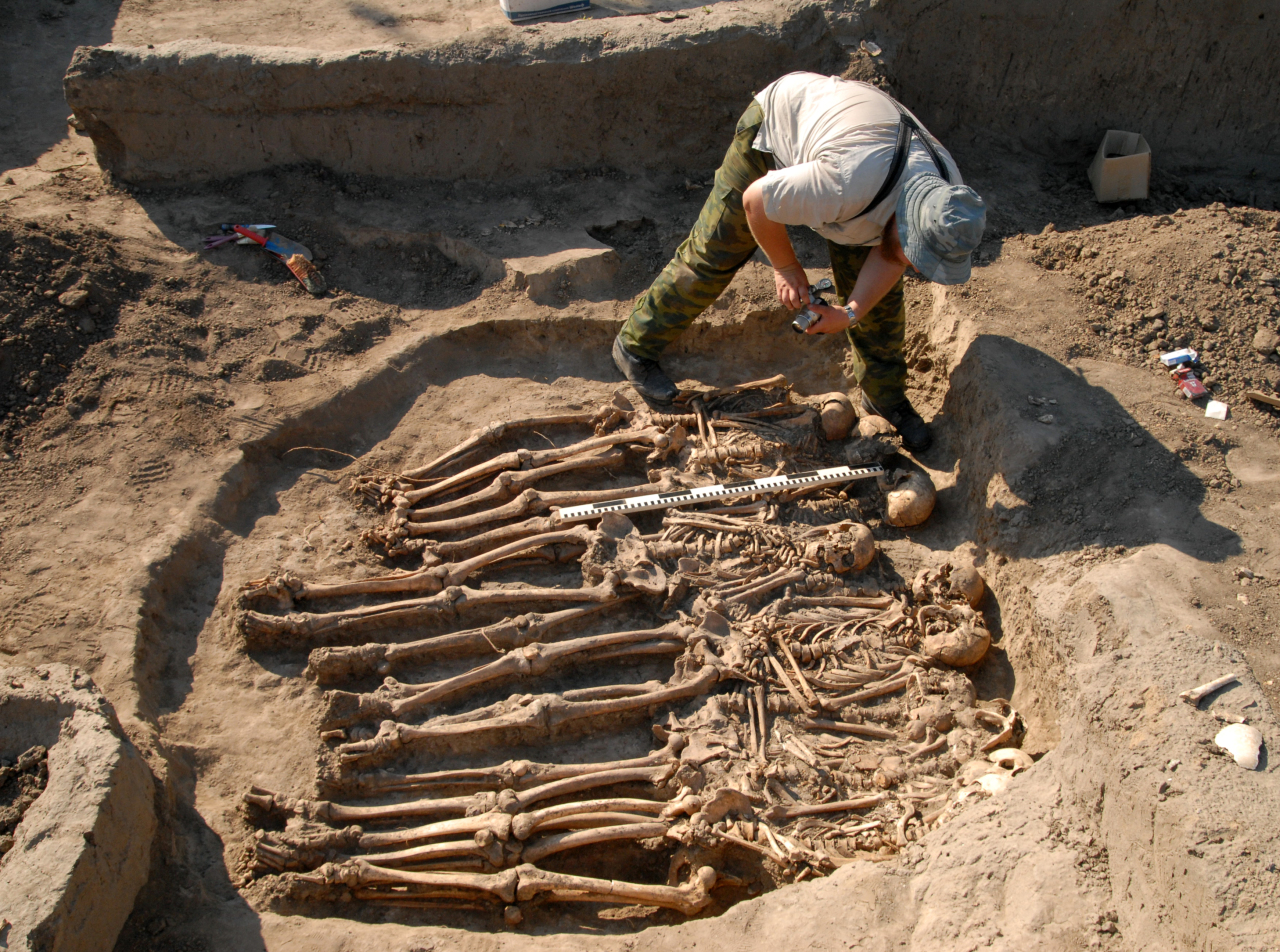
[
  {"left": 925, "top": 334, "right": 1240, "bottom": 563},
  {"left": 0, "top": 0, "right": 120, "bottom": 174}
]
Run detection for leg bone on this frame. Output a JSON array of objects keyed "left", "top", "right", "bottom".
[
  {"left": 240, "top": 576, "right": 621, "bottom": 647},
  {"left": 514, "top": 862, "right": 717, "bottom": 916},
  {"left": 335, "top": 663, "right": 722, "bottom": 764},
  {"left": 321, "top": 625, "right": 688, "bottom": 729}
]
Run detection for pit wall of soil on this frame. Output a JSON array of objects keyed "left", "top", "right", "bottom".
[
  {"left": 919, "top": 287, "right": 1280, "bottom": 951},
  {"left": 63, "top": 0, "right": 1279, "bottom": 184}
]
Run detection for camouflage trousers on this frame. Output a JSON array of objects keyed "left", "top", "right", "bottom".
[{"left": 618, "top": 100, "right": 909, "bottom": 407}]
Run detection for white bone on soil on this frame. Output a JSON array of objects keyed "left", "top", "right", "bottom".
[
  {"left": 399, "top": 413, "right": 603, "bottom": 480},
  {"left": 247, "top": 763, "right": 676, "bottom": 826},
  {"left": 244, "top": 525, "right": 600, "bottom": 604},
  {"left": 407, "top": 449, "right": 628, "bottom": 520},
  {"left": 1179, "top": 672, "right": 1238, "bottom": 704},
  {"left": 520, "top": 821, "right": 669, "bottom": 864},
  {"left": 797, "top": 716, "right": 896, "bottom": 740},
  {"left": 240, "top": 575, "right": 622, "bottom": 644},
  {"left": 694, "top": 374, "right": 789, "bottom": 402},
  {"left": 979, "top": 708, "right": 1021, "bottom": 752},
  {"left": 341, "top": 734, "right": 687, "bottom": 796},
  {"left": 305, "top": 602, "right": 622, "bottom": 685},
  {"left": 401, "top": 427, "right": 668, "bottom": 505},
  {"left": 359, "top": 798, "right": 668, "bottom": 853},
  {"left": 403, "top": 473, "right": 685, "bottom": 535},
  {"left": 320, "top": 625, "right": 690, "bottom": 729},
  {"left": 383, "top": 628, "right": 687, "bottom": 698},
  {"left": 762, "top": 792, "right": 887, "bottom": 821},
  {"left": 351, "top": 835, "right": 503, "bottom": 869},
  {"left": 417, "top": 515, "right": 560, "bottom": 562},
  {"left": 511, "top": 797, "right": 668, "bottom": 839},
  {"left": 336, "top": 663, "right": 723, "bottom": 764},
  {"left": 722, "top": 568, "right": 806, "bottom": 605},
  {"left": 298, "top": 858, "right": 520, "bottom": 904},
  {"left": 514, "top": 862, "right": 717, "bottom": 915}
]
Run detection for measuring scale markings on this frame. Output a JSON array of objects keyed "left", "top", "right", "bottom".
[{"left": 555, "top": 464, "right": 884, "bottom": 522}]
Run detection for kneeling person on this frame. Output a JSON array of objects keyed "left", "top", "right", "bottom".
[{"left": 611, "top": 71, "right": 986, "bottom": 451}]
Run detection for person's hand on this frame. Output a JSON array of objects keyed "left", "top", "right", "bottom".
[
  {"left": 802, "top": 302, "right": 854, "bottom": 334},
  {"left": 773, "top": 263, "right": 810, "bottom": 310}
]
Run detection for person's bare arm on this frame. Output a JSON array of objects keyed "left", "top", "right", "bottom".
[
  {"left": 802, "top": 216, "right": 910, "bottom": 334},
  {"left": 742, "top": 180, "right": 809, "bottom": 309}
]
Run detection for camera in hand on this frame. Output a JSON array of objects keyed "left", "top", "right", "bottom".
[
  {"left": 791, "top": 309, "right": 819, "bottom": 333},
  {"left": 791, "top": 278, "right": 834, "bottom": 334}
]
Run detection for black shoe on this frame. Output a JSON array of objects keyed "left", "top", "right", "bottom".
[
  {"left": 612, "top": 334, "right": 678, "bottom": 403},
  {"left": 860, "top": 393, "right": 931, "bottom": 451}
]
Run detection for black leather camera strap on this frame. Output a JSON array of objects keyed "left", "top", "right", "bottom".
[{"left": 852, "top": 104, "right": 952, "bottom": 220}]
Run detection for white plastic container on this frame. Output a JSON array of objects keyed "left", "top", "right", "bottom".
[{"left": 499, "top": 0, "right": 590, "bottom": 21}]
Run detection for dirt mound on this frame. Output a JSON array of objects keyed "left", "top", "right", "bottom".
[
  {"left": 1022, "top": 203, "right": 1280, "bottom": 427},
  {"left": 0, "top": 215, "right": 146, "bottom": 441}
]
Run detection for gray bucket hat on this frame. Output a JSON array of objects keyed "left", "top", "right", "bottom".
[{"left": 896, "top": 174, "right": 987, "bottom": 285}]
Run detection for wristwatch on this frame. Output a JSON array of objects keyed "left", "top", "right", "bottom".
[{"left": 844, "top": 304, "right": 858, "bottom": 326}]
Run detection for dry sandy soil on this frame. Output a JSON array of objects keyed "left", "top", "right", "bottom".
[{"left": 1, "top": 3, "right": 1279, "bottom": 952}]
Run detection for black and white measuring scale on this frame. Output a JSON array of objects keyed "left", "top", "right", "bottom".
[{"left": 555, "top": 463, "right": 884, "bottom": 523}]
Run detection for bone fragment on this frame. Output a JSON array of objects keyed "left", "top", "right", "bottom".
[
  {"left": 822, "top": 674, "right": 911, "bottom": 709},
  {"left": 725, "top": 568, "right": 807, "bottom": 605},
  {"left": 418, "top": 516, "right": 560, "bottom": 562},
  {"left": 521, "top": 822, "right": 669, "bottom": 864},
  {"left": 247, "top": 526, "right": 598, "bottom": 604},
  {"left": 763, "top": 648, "right": 815, "bottom": 714},
  {"left": 895, "top": 803, "right": 918, "bottom": 848},
  {"left": 1214, "top": 722, "right": 1263, "bottom": 770},
  {"left": 1179, "top": 673, "right": 1238, "bottom": 704},
  {"left": 408, "top": 450, "right": 627, "bottom": 520},
  {"left": 775, "top": 637, "right": 818, "bottom": 704},
  {"left": 797, "top": 717, "right": 896, "bottom": 740},
  {"left": 979, "top": 709, "right": 1021, "bottom": 753},
  {"left": 762, "top": 793, "right": 887, "bottom": 821},
  {"left": 343, "top": 735, "right": 686, "bottom": 796},
  {"left": 743, "top": 686, "right": 759, "bottom": 757},
  {"left": 358, "top": 812, "right": 513, "bottom": 850},
  {"left": 250, "top": 765, "right": 675, "bottom": 826},
  {"left": 699, "top": 374, "right": 789, "bottom": 401},
  {"left": 306, "top": 603, "right": 620, "bottom": 684},
  {"left": 299, "top": 858, "right": 519, "bottom": 904},
  {"left": 322, "top": 626, "right": 688, "bottom": 728},
  {"left": 356, "top": 836, "right": 499, "bottom": 869},
  {"left": 514, "top": 863, "right": 716, "bottom": 915},
  {"left": 987, "top": 748, "right": 1033, "bottom": 772},
  {"left": 336, "top": 665, "right": 722, "bottom": 763},
  {"left": 403, "top": 428, "right": 666, "bottom": 505},
  {"left": 754, "top": 683, "right": 769, "bottom": 755},
  {"left": 405, "top": 478, "right": 681, "bottom": 535},
  {"left": 512, "top": 798, "right": 668, "bottom": 840},
  {"left": 241, "top": 577, "right": 621, "bottom": 645},
  {"left": 401, "top": 414, "right": 600, "bottom": 479},
  {"left": 711, "top": 828, "right": 788, "bottom": 866}
]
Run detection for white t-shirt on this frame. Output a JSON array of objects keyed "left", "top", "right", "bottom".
[{"left": 752, "top": 72, "right": 962, "bottom": 246}]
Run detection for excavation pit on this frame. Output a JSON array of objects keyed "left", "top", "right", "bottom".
[
  {"left": 212, "top": 315, "right": 971, "bottom": 930},
  {"left": 143, "top": 298, "right": 1278, "bottom": 949}
]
